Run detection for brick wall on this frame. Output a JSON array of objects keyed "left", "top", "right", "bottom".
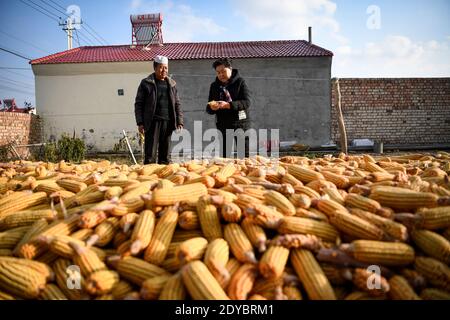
[
  {"left": 331, "top": 78, "right": 450, "bottom": 146},
  {"left": 0, "top": 112, "right": 42, "bottom": 159}
]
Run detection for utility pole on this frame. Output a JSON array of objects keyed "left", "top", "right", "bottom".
[{"left": 59, "top": 17, "right": 82, "bottom": 50}]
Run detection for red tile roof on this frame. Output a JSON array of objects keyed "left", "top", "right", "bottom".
[{"left": 30, "top": 40, "right": 333, "bottom": 65}]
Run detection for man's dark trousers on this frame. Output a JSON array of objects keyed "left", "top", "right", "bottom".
[{"left": 144, "top": 120, "right": 172, "bottom": 164}]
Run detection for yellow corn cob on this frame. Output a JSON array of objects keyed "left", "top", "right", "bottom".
[
  {"left": 159, "top": 272, "right": 187, "bottom": 300},
  {"left": 178, "top": 210, "right": 200, "bottom": 230},
  {"left": 70, "top": 241, "right": 107, "bottom": 277},
  {"left": 388, "top": 275, "right": 421, "bottom": 300},
  {"left": 158, "top": 163, "right": 180, "bottom": 178},
  {"left": 0, "top": 191, "right": 30, "bottom": 208},
  {"left": 0, "top": 256, "right": 54, "bottom": 281},
  {"left": 264, "top": 190, "right": 296, "bottom": 216},
  {"left": 414, "top": 256, "right": 450, "bottom": 291},
  {"left": 129, "top": 210, "right": 155, "bottom": 255},
  {"left": 242, "top": 187, "right": 267, "bottom": 201},
  {"left": 184, "top": 175, "right": 216, "bottom": 188},
  {"left": 289, "top": 193, "right": 312, "bottom": 209},
  {"left": 181, "top": 260, "right": 230, "bottom": 300},
  {"left": 85, "top": 270, "right": 120, "bottom": 296},
  {"left": 0, "top": 258, "right": 47, "bottom": 299},
  {"left": 281, "top": 173, "right": 303, "bottom": 187},
  {"left": 140, "top": 274, "right": 171, "bottom": 300},
  {"left": 417, "top": 206, "right": 450, "bottom": 230},
  {"left": 72, "top": 190, "right": 105, "bottom": 208},
  {"left": 53, "top": 258, "right": 88, "bottom": 300},
  {"left": 287, "top": 164, "right": 324, "bottom": 183},
  {"left": 277, "top": 216, "right": 338, "bottom": 242},
  {"left": 172, "top": 229, "right": 204, "bottom": 242},
  {"left": 161, "top": 256, "right": 181, "bottom": 273},
  {"left": 79, "top": 210, "right": 107, "bottom": 229},
  {"left": 351, "top": 268, "right": 390, "bottom": 297},
  {"left": 166, "top": 241, "right": 182, "bottom": 258},
  {"left": 315, "top": 199, "right": 349, "bottom": 216},
  {"left": 345, "top": 193, "right": 382, "bottom": 213},
  {"left": 109, "top": 256, "right": 170, "bottom": 286},
  {"left": 349, "top": 240, "right": 415, "bottom": 266},
  {"left": 214, "top": 163, "right": 237, "bottom": 186},
  {"left": 328, "top": 210, "right": 385, "bottom": 240},
  {"left": 199, "top": 164, "right": 220, "bottom": 177},
  {"left": 105, "top": 186, "right": 123, "bottom": 200},
  {"left": 176, "top": 237, "right": 208, "bottom": 265},
  {"left": 111, "top": 280, "right": 134, "bottom": 300},
  {"left": 221, "top": 202, "right": 242, "bottom": 223},
  {"left": 197, "top": 196, "right": 223, "bottom": 241},
  {"left": 33, "top": 181, "right": 62, "bottom": 194},
  {"left": 291, "top": 249, "right": 336, "bottom": 300},
  {"left": 103, "top": 178, "right": 138, "bottom": 188},
  {"left": 18, "top": 213, "right": 80, "bottom": 259},
  {"left": 322, "top": 187, "right": 345, "bottom": 205},
  {"left": 144, "top": 206, "right": 178, "bottom": 265},
  {"left": 224, "top": 223, "right": 257, "bottom": 264},
  {"left": 259, "top": 245, "right": 290, "bottom": 279},
  {"left": 295, "top": 208, "right": 329, "bottom": 222},
  {"left": 0, "top": 226, "right": 31, "bottom": 249},
  {"left": 119, "top": 181, "right": 154, "bottom": 202},
  {"left": 231, "top": 175, "right": 253, "bottom": 185},
  {"left": 227, "top": 263, "right": 258, "bottom": 300},
  {"left": 0, "top": 191, "right": 47, "bottom": 217},
  {"left": 320, "top": 171, "right": 350, "bottom": 189},
  {"left": 208, "top": 189, "right": 238, "bottom": 202},
  {"left": 369, "top": 186, "right": 439, "bottom": 210},
  {"left": 420, "top": 288, "right": 450, "bottom": 300},
  {"left": 241, "top": 218, "right": 267, "bottom": 252},
  {"left": 153, "top": 183, "right": 207, "bottom": 206},
  {"left": 411, "top": 229, "right": 450, "bottom": 264},
  {"left": 139, "top": 164, "right": 164, "bottom": 176},
  {"left": 45, "top": 234, "right": 87, "bottom": 258},
  {"left": 349, "top": 208, "right": 408, "bottom": 242},
  {"left": 39, "top": 284, "right": 68, "bottom": 300},
  {"left": 56, "top": 179, "right": 87, "bottom": 193},
  {"left": 204, "top": 238, "right": 230, "bottom": 288},
  {"left": 364, "top": 161, "right": 388, "bottom": 173},
  {"left": 88, "top": 217, "right": 120, "bottom": 247},
  {"left": 0, "top": 209, "right": 56, "bottom": 231}
]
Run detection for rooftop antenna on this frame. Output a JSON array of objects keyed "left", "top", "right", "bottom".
[{"left": 130, "top": 13, "right": 163, "bottom": 49}]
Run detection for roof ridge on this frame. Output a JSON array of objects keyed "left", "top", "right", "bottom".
[{"left": 30, "top": 46, "right": 83, "bottom": 65}]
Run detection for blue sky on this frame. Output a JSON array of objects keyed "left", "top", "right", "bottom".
[{"left": 1, "top": 0, "right": 449, "bottom": 106}]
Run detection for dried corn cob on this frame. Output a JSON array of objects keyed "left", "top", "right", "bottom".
[
  {"left": 176, "top": 237, "right": 208, "bottom": 265},
  {"left": 108, "top": 256, "right": 170, "bottom": 286},
  {"left": 291, "top": 249, "right": 336, "bottom": 300},
  {"left": 39, "top": 284, "right": 68, "bottom": 300},
  {"left": 345, "top": 193, "right": 381, "bottom": 213},
  {"left": 204, "top": 238, "right": 230, "bottom": 288},
  {"left": 215, "top": 163, "right": 237, "bottom": 186},
  {"left": 414, "top": 257, "right": 450, "bottom": 291},
  {"left": 327, "top": 210, "right": 385, "bottom": 241},
  {"left": 159, "top": 272, "right": 187, "bottom": 300},
  {"left": 140, "top": 274, "right": 171, "bottom": 300},
  {"left": 0, "top": 191, "right": 48, "bottom": 217},
  {"left": 85, "top": 270, "right": 120, "bottom": 296},
  {"left": 416, "top": 206, "right": 450, "bottom": 230},
  {"left": 53, "top": 258, "right": 87, "bottom": 300},
  {"left": 105, "top": 186, "right": 123, "bottom": 200},
  {"left": 277, "top": 216, "right": 338, "bottom": 242},
  {"left": 388, "top": 275, "right": 421, "bottom": 300},
  {"left": 144, "top": 206, "right": 178, "bottom": 265},
  {"left": 259, "top": 245, "right": 290, "bottom": 279},
  {"left": 411, "top": 229, "right": 450, "bottom": 264},
  {"left": 111, "top": 280, "right": 135, "bottom": 300},
  {"left": 348, "top": 240, "right": 415, "bottom": 266},
  {"left": 197, "top": 196, "right": 223, "bottom": 241},
  {"left": 287, "top": 165, "right": 324, "bottom": 183},
  {"left": 130, "top": 210, "right": 155, "bottom": 255},
  {"left": 224, "top": 223, "right": 257, "bottom": 264},
  {"left": 70, "top": 241, "right": 107, "bottom": 277},
  {"left": 351, "top": 268, "right": 390, "bottom": 297},
  {"left": 369, "top": 186, "right": 439, "bottom": 210},
  {"left": 153, "top": 183, "right": 207, "bottom": 206},
  {"left": 315, "top": 198, "right": 349, "bottom": 216},
  {"left": 264, "top": 190, "right": 296, "bottom": 216},
  {"left": 178, "top": 210, "right": 200, "bottom": 230},
  {"left": 172, "top": 229, "right": 204, "bottom": 242},
  {"left": 227, "top": 263, "right": 258, "bottom": 300},
  {"left": 0, "top": 226, "right": 31, "bottom": 249},
  {"left": 56, "top": 179, "right": 87, "bottom": 193},
  {"left": 86, "top": 217, "right": 120, "bottom": 247},
  {"left": 181, "top": 260, "right": 229, "bottom": 300},
  {"left": 241, "top": 218, "right": 267, "bottom": 253}
]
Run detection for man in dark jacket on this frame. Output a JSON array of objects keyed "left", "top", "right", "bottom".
[
  {"left": 206, "top": 58, "right": 251, "bottom": 158},
  {"left": 134, "top": 55, "right": 183, "bottom": 164}
]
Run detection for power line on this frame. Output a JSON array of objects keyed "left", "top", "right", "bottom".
[
  {"left": 0, "top": 30, "right": 51, "bottom": 55},
  {"left": 18, "top": 0, "right": 60, "bottom": 22},
  {"left": 0, "top": 47, "right": 31, "bottom": 61},
  {"left": 43, "top": 0, "right": 109, "bottom": 45},
  {"left": 0, "top": 76, "right": 34, "bottom": 88},
  {"left": 74, "top": 29, "right": 81, "bottom": 47},
  {"left": 0, "top": 84, "right": 35, "bottom": 95},
  {"left": 27, "top": 0, "right": 63, "bottom": 19},
  {"left": 2, "top": 69, "right": 34, "bottom": 80},
  {"left": 47, "top": 0, "right": 66, "bottom": 11},
  {"left": 0, "top": 67, "right": 31, "bottom": 70}
]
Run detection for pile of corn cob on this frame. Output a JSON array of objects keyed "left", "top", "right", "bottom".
[{"left": 0, "top": 152, "right": 449, "bottom": 300}]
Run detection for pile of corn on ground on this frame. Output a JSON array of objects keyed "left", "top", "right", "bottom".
[{"left": 0, "top": 152, "right": 449, "bottom": 300}]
